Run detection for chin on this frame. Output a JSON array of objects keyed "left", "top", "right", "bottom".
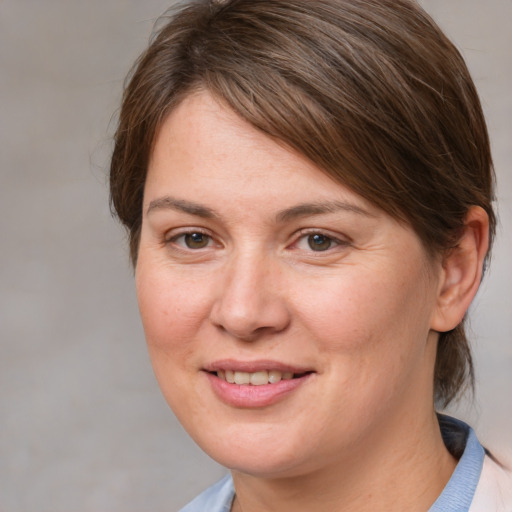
[{"left": 186, "top": 420, "right": 322, "bottom": 478}]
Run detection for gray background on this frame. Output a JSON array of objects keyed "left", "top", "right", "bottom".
[{"left": 0, "top": 1, "right": 510, "bottom": 511}]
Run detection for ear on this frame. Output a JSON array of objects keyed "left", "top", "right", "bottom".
[{"left": 431, "top": 206, "right": 490, "bottom": 332}]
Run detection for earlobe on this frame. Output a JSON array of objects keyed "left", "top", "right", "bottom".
[{"left": 431, "top": 206, "right": 490, "bottom": 332}]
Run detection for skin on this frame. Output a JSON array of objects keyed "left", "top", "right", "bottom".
[{"left": 136, "top": 91, "right": 489, "bottom": 511}]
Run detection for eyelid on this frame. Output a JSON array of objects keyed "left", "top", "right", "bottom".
[
  {"left": 291, "top": 228, "right": 351, "bottom": 251},
  {"left": 165, "top": 226, "right": 211, "bottom": 242},
  {"left": 164, "top": 227, "right": 219, "bottom": 250}
]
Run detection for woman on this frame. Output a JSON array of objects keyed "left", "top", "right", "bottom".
[{"left": 110, "top": 0, "right": 511, "bottom": 510}]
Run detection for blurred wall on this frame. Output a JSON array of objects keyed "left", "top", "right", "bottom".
[{"left": 0, "top": 1, "right": 510, "bottom": 510}]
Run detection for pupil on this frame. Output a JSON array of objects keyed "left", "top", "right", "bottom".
[
  {"left": 308, "top": 234, "right": 331, "bottom": 251},
  {"left": 185, "top": 233, "right": 208, "bottom": 248}
]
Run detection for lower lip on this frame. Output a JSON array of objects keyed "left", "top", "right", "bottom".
[{"left": 205, "top": 372, "right": 313, "bottom": 408}]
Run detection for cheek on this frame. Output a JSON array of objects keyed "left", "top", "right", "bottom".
[
  {"left": 135, "top": 261, "right": 211, "bottom": 420},
  {"left": 135, "top": 260, "right": 212, "bottom": 361},
  {"left": 294, "top": 261, "right": 436, "bottom": 403},
  {"left": 298, "top": 265, "right": 429, "bottom": 351}
]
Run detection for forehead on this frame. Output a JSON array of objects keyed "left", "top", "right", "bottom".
[{"left": 147, "top": 91, "right": 377, "bottom": 215}]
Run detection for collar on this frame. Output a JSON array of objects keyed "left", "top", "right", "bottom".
[{"left": 429, "top": 414, "right": 485, "bottom": 511}]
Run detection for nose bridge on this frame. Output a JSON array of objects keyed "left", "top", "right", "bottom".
[{"left": 210, "top": 245, "right": 289, "bottom": 339}]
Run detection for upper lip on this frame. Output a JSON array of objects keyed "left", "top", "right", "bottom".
[{"left": 203, "top": 359, "right": 315, "bottom": 374}]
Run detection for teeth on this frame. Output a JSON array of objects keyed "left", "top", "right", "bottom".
[
  {"left": 234, "top": 371, "right": 250, "bottom": 385},
  {"left": 216, "top": 370, "right": 296, "bottom": 385},
  {"left": 250, "top": 371, "right": 268, "bottom": 386},
  {"left": 268, "top": 370, "right": 282, "bottom": 384}
]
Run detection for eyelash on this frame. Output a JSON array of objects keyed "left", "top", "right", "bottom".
[
  {"left": 293, "top": 229, "right": 350, "bottom": 253},
  {"left": 164, "top": 228, "right": 349, "bottom": 254},
  {"left": 165, "top": 229, "right": 216, "bottom": 251}
]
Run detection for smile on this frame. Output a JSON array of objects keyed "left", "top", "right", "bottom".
[{"left": 204, "top": 363, "right": 315, "bottom": 408}]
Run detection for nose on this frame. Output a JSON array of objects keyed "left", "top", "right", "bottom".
[{"left": 209, "top": 253, "right": 291, "bottom": 341}]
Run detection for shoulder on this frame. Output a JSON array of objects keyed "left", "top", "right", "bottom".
[
  {"left": 178, "top": 474, "right": 234, "bottom": 512},
  {"left": 470, "top": 455, "right": 512, "bottom": 512}
]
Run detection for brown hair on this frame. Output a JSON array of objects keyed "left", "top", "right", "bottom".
[{"left": 110, "top": 0, "right": 496, "bottom": 406}]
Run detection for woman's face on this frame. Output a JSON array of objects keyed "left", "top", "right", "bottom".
[{"left": 136, "top": 91, "right": 444, "bottom": 477}]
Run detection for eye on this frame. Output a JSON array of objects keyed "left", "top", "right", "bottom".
[
  {"left": 294, "top": 232, "right": 346, "bottom": 252},
  {"left": 170, "top": 231, "right": 213, "bottom": 249}
]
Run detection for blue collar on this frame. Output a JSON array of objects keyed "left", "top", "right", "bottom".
[{"left": 429, "top": 415, "right": 485, "bottom": 511}]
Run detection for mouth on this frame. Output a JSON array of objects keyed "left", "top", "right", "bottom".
[{"left": 203, "top": 360, "right": 315, "bottom": 407}]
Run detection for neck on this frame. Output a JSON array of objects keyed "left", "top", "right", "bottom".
[{"left": 231, "top": 410, "right": 456, "bottom": 512}]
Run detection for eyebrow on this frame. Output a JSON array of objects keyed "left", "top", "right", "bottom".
[
  {"left": 275, "top": 200, "right": 374, "bottom": 223},
  {"left": 146, "top": 196, "right": 374, "bottom": 222},
  {"left": 146, "top": 196, "right": 217, "bottom": 218}
]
